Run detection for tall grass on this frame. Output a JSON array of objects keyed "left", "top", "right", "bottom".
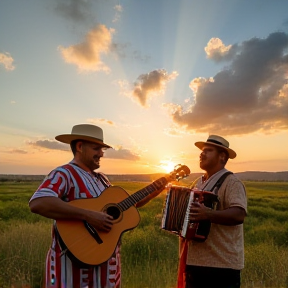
[
  {"left": 0, "top": 222, "right": 51, "bottom": 288},
  {"left": 242, "top": 182, "right": 288, "bottom": 288},
  {"left": 243, "top": 241, "right": 288, "bottom": 288},
  {"left": 0, "top": 181, "right": 287, "bottom": 287}
]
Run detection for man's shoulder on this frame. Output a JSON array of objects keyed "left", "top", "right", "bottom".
[
  {"left": 225, "top": 172, "right": 246, "bottom": 190},
  {"left": 226, "top": 172, "right": 242, "bottom": 183},
  {"left": 44, "top": 164, "right": 75, "bottom": 179}
]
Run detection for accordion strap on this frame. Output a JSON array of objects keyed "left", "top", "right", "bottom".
[
  {"left": 189, "top": 171, "right": 233, "bottom": 194},
  {"left": 209, "top": 171, "right": 233, "bottom": 194}
]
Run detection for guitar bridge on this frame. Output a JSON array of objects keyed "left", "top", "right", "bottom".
[{"left": 83, "top": 221, "right": 103, "bottom": 244}]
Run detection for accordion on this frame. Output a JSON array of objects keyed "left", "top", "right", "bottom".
[{"left": 161, "top": 185, "right": 219, "bottom": 242}]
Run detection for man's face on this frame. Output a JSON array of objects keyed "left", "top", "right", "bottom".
[
  {"left": 199, "top": 144, "right": 221, "bottom": 171},
  {"left": 79, "top": 141, "right": 106, "bottom": 171}
]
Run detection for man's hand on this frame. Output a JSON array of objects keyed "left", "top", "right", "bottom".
[
  {"left": 189, "top": 202, "right": 246, "bottom": 226},
  {"left": 189, "top": 202, "right": 212, "bottom": 222},
  {"left": 85, "top": 210, "right": 114, "bottom": 232},
  {"left": 30, "top": 197, "right": 114, "bottom": 231}
]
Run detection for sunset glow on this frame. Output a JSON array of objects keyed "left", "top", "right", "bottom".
[
  {"left": 1, "top": 1, "right": 288, "bottom": 175},
  {"left": 158, "top": 160, "right": 177, "bottom": 174}
]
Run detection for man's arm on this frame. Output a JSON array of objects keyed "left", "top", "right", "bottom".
[
  {"left": 29, "top": 197, "right": 113, "bottom": 232},
  {"left": 190, "top": 203, "right": 246, "bottom": 226}
]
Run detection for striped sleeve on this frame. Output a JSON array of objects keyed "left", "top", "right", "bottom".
[{"left": 29, "top": 168, "right": 70, "bottom": 202}]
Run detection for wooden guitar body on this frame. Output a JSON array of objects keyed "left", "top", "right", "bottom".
[{"left": 56, "top": 186, "right": 140, "bottom": 266}]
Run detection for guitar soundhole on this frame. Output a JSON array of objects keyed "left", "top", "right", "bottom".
[{"left": 106, "top": 205, "right": 121, "bottom": 220}]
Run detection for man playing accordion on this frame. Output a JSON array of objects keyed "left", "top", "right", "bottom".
[{"left": 178, "top": 135, "right": 247, "bottom": 288}]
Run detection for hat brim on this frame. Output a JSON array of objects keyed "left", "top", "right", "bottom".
[
  {"left": 195, "top": 141, "right": 236, "bottom": 159},
  {"left": 55, "top": 134, "right": 111, "bottom": 148}
]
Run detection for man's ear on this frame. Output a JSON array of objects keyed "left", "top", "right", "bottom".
[
  {"left": 76, "top": 141, "right": 83, "bottom": 153},
  {"left": 219, "top": 151, "right": 226, "bottom": 164},
  {"left": 219, "top": 151, "right": 228, "bottom": 164}
]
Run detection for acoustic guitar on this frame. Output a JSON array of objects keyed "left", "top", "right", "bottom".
[{"left": 56, "top": 164, "right": 190, "bottom": 266}]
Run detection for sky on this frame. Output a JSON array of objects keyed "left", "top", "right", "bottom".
[{"left": 0, "top": 0, "right": 288, "bottom": 176}]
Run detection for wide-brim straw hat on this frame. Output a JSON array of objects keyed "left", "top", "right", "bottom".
[
  {"left": 195, "top": 135, "right": 237, "bottom": 159},
  {"left": 55, "top": 124, "right": 111, "bottom": 148}
]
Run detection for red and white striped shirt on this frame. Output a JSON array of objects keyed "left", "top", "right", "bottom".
[{"left": 30, "top": 162, "right": 121, "bottom": 288}]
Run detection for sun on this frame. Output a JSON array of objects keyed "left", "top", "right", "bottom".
[{"left": 159, "top": 160, "right": 176, "bottom": 173}]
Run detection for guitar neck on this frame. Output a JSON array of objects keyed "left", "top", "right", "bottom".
[{"left": 117, "top": 176, "right": 169, "bottom": 211}]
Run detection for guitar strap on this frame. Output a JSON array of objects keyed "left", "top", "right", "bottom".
[{"left": 95, "top": 171, "right": 111, "bottom": 188}]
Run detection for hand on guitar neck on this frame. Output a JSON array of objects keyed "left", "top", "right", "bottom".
[{"left": 137, "top": 164, "right": 191, "bottom": 207}]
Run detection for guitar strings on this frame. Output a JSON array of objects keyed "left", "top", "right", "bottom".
[{"left": 118, "top": 177, "right": 168, "bottom": 211}]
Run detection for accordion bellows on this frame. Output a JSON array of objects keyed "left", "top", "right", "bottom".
[{"left": 161, "top": 185, "right": 219, "bottom": 242}]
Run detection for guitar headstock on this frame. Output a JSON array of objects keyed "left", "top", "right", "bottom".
[{"left": 169, "top": 164, "right": 190, "bottom": 181}]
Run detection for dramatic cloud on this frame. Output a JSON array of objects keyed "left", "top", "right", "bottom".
[
  {"left": 169, "top": 32, "right": 288, "bottom": 136},
  {"left": 58, "top": 24, "right": 114, "bottom": 72},
  {"left": 0, "top": 52, "right": 15, "bottom": 71},
  {"left": 131, "top": 69, "right": 178, "bottom": 107},
  {"left": 28, "top": 140, "right": 69, "bottom": 151},
  {"left": 104, "top": 146, "right": 140, "bottom": 160}
]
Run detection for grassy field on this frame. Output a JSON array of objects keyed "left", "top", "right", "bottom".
[{"left": 0, "top": 180, "right": 288, "bottom": 288}]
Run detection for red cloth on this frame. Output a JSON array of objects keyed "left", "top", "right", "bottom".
[{"left": 177, "top": 238, "right": 189, "bottom": 288}]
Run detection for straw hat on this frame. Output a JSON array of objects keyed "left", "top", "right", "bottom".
[
  {"left": 55, "top": 124, "right": 111, "bottom": 148},
  {"left": 195, "top": 135, "right": 236, "bottom": 159}
]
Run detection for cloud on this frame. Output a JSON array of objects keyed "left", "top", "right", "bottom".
[
  {"left": 87, "top": 118, "right": 116, "bottom": 126},
  {"left": 168, "top": 32, "right": 288, "bottom": 136},
  {"left": 8, "top": 149, "right": 28, "bottom": 154},
  {"left": 110, "top": 42, "right": 150, "bottom": 63},
  {"left": 54, "top": 0, "right": 93, "bottom": 23},
  {"left": 132, "top": 50, "right": 150, "bottom": 62},
  {"left": 130, "top": 69, "right": 178, "bottom": 107},
  {"left": 0, "top": 52, "right": 15, "bottom": 71},
  {"left": 283, "top": 18, "right": 288, "bottom": 27},
  {"left": 163, "top": 126, "right": 192, "bottom": 138},
  {"left": 204, "top": 38, "right": 234, "bottom": 61},
  {"left": 58, "top": 24, "right": 114, "bottom": 72},
  {"left": 27, "top": 138, "right": 140, "bottom": 161},
  {"left": 112, "top": 4, "right": 123, "bottom": 23},
  {"left": 114, "top": 4, "right": 123, "bottom": 12},
  {"left": 104, "top": 146, "right": 140, "bottom": 160},
  {"left": 28, "top": 140, "right": 70, "bottom": 151}
]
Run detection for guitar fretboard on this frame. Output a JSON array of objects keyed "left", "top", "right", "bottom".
[{"left": 117, "top": 177, "right": 168, "bottom": 211}]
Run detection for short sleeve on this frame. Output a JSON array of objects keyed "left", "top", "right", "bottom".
[
  {"left": 29, "top": 169, "right": 70, "bottom": 202},
  {"left": 222, "top": 177, "right": 247, "bottom": 212}
]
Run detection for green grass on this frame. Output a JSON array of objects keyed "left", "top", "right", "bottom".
[{"left": 0, "top": 180, "right": 288, "bottom": 287}]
